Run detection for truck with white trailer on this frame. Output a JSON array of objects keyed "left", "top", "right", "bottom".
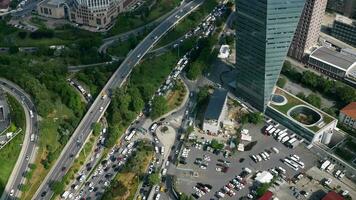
[
  {"left": 277, "top": 132, "right": 288, "bottom": 141},
  {"left": 320, "top": 160, "right": 331, "bottom": 170}
]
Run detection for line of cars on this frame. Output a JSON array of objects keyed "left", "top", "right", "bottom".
[
  {"left": 282, "top": 154, "right": 305, "bottom": 171},
  {"left": 192, "top": 182, "right": 212, "bottom": 198},
  {"left": 67, "top": 78, "right": 92, "bottom": 102},
  {"left": 215, "top": 174, "right": 247, "bottom": 199},
  {"left": 264, "top": 124, "right": 304, "bottom": 149},
  {"left": 250, "top": 151, "right": 271, "bottom": 163}
]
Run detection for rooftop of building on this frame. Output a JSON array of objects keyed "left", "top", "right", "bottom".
[
  {"left": 204, "top": 88, "right": 228, "bottom": 120},
  {"left": 309, "top": 47, "right": 356, "bottom": 71},
  {"left": 340, "top": 102, "right": 356, "bottom": 119},
  {"left": 38, "top": 0, "right": 66, "bottom": 8},
  {"left": 321, "top": 191, "right": 344, "bottom": 200},
  {"left": 258, "top": 191, "right": 273, "bottom": 200},
  {"left": 0, "top": 0, "right": 10, "bottom": 9},
  {"left": 269, "top": 87, "right": 336, "bottom": 133},
  {"left": 255, "top": 171, "right": 273, "bottom": 184},
  {"left": 335, "top": 14, "right": 355, "bottom": 26}
]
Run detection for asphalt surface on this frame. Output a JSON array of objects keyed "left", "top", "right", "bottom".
[
  {"left": 0, "top": 79, "right": 39, "bottom": 200},
  {"left": 32, "top": 0, "right": 205, "bottom": 199},
  {"left": 171, "top": 122, "right": 321, "bottom": 200}
]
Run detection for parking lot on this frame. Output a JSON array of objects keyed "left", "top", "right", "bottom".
[{"left": 171, "top": 123, "right": 320, "bottom": 199}]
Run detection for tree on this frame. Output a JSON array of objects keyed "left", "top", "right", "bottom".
[
  {"left": 179, "top": 193, "right": 194, "bottom": 200},
  {"left": 305, "top": 94, "right": 321, "bottom": 108},
  {"left": 150, "top": 96, "right": 168, "bottom": 120},
  {"left": 9, "top": 46, "right": 18, "bottom": 54},
  {"left": 186, "top": 61, "right": 203, "bottom": 80},
  {"left": 247, "top": 112, "right": 263, "bottom": 124},
  {"left": 187, "top": 126, "right": 194, "bottom": 134},
  {"left": 92, "top": 122, "right": 102, "bottom": 136},
  {"left": 256, "top": 183, "right": 270, "bottom": 197},
  {"left": 210, "top": 139, "right": 224, "bottom": 150},
  {"left": 277, "top": 77, "right": 287, "bottom": 88},
  {"left": 49, "top": 180, "right": 64, "bottom": 195},
  {"left": 148, "top": 172, "right": 160, "bottom": 186},
  {"left": 18, "top": 31, "right": 27, "bottom": 39}
]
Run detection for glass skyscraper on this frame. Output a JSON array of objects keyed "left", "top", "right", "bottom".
[{"left": 235, "top": 0, "right": 305, "bottom": 112}]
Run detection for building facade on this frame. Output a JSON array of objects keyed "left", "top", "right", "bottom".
[
  {"left": 288, "top": 0, "right": 327, "bottom": 61},
  {"left": 331, "top": 14, "right": 356, "bottom": 47},
  {"left": 203, "top": 89, "right": 228, "bottom": 133},
  {"left": 235, "top": 0, "right": 305, "bottom": 112},
  {"left": 308, "top": 46, "right": 356, "bottom": 79},
  {"left": 37, "top": 0, "right": 136, "bottom": 29},
  {"left": 327, "top": 0, "right": 356, "bottom": 19},
  {"left": 37, "top": 0, "right": 67, "bottom": 19},
  {"left": 339, "top": 102, "right": 356, "bottom": 130},
  {"left": 0, "top": 0, "right": 10, "bottom": 12}
]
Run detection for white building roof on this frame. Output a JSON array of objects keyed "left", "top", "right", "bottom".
[
  {"left": 218, "top": 45, "right": 230, "bottom": 59},
  {"left": 255, "top": 171, "right": 273, "bottom": 183}
]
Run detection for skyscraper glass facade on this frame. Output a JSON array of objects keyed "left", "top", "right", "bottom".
[{"left": 235, "top": 0, "right": 305, "bottom": 111}]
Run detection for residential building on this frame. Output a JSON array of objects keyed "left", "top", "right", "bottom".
[
  {"left": 235, "top": 0, "right": 305, "bottom": 112},
  {"left": 327, "top": 0, "right": 356, "bottom": 19},
  {"left": 288, "top": 0, "right": 327, "bottom": 61},
  {"left": 203, "top": 89, "right": 228, "bottom": 133},
  {"left": 339, "top": 102, "right": 356, "bottom": 130},
  {"left": 331, "top": 14, "right": 356, "bottom": 47},
  {"left": 0, "top": 0, "right": 10, "bottom": 12},
  {"left": 308, "top": 46, "right": 356, "bottom": 79}
]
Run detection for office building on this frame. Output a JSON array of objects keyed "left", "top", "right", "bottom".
[
  {"left": 339, "top": 102, "right": 356, "bottom": 130},
  {"left": 203, "top": 89, "right": 228, "bottom": 133},
  {"left": 266, "top": 87, "right": 337, "bottom": 145},
  {"left": 37, "top": 0, "right": 136, "bottom": 29},
  {"left": 37, "top": 0, "right": 68, "bottom": 19},
  {"left": 235, "top": 0, "right": 305, "bottom": 112},
  {"left": 308, "top": 46, "right": 356, "bottom": 79},
  {"left": 288, "top": 0, "right": 327, "bottom": 61},
  {"left": 331, "top": 14, "right": 356, "bottom": 47},
  {"left": 327, "top": 0, "right": 356, "bottom": 19}
]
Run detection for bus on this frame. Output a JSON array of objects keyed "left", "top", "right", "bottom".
[
  {"left": 150, "top": 123, "right": 158, "bottom": 132},
  {"left": 286, "top": 138, "right": 297, "bottom": 147},
  {"left": 273, "top": 129, "right": 281, "bottom": 137},
  {"left": 277, "top": 132, "right": 288, "bottom": 141},
  {"left": 268, "top": 128, "right": 276, "bottom": 136},
  {"left": 277, "top": 167, "right": 286, "bottom": 174},
  {"left": 125, "top": 130, "right": 136, "bottom": 141},
  {"left": 265, "top": 125, "right": 273, "bottom": 134}
]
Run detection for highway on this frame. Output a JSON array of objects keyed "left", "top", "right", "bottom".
[
  {"left": 0, "top": 79, "right": 39, "bottom": 200},
  {"left": 32, "top": 0, "right": 204, "bottom": 199}
]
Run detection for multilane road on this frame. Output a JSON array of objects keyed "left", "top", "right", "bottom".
[
  {"left": 0, "top": 79, "right": 39, "bottom": 200},
  {"left": 32, "top": 0, "right": 204, "bottom": 199}
]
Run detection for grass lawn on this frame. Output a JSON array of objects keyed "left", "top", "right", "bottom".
[
  {"left": 116, "top": 149, "right": 153, "bottom": 200},
  {"left": 155, "top": 0, "right": 218, "bottom": 48},
  {"left": 166, "top": 80, "right": 187, "bottom": 110},
  {"left": 21, "top": 102, "right": 75, "bottom": 200},
  {"left": 0, "top": 94, "right": 25, "bottom": 194},
  {"left": 271, "top": 88, "right": 335, "bottom": 133}
]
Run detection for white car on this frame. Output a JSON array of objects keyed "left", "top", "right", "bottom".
[
  {"left": 10, "top": 189, "right": 14, "bottom": 196},
  {"left": 99, "top": 107, "right": 104, "bottom": 112}
]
